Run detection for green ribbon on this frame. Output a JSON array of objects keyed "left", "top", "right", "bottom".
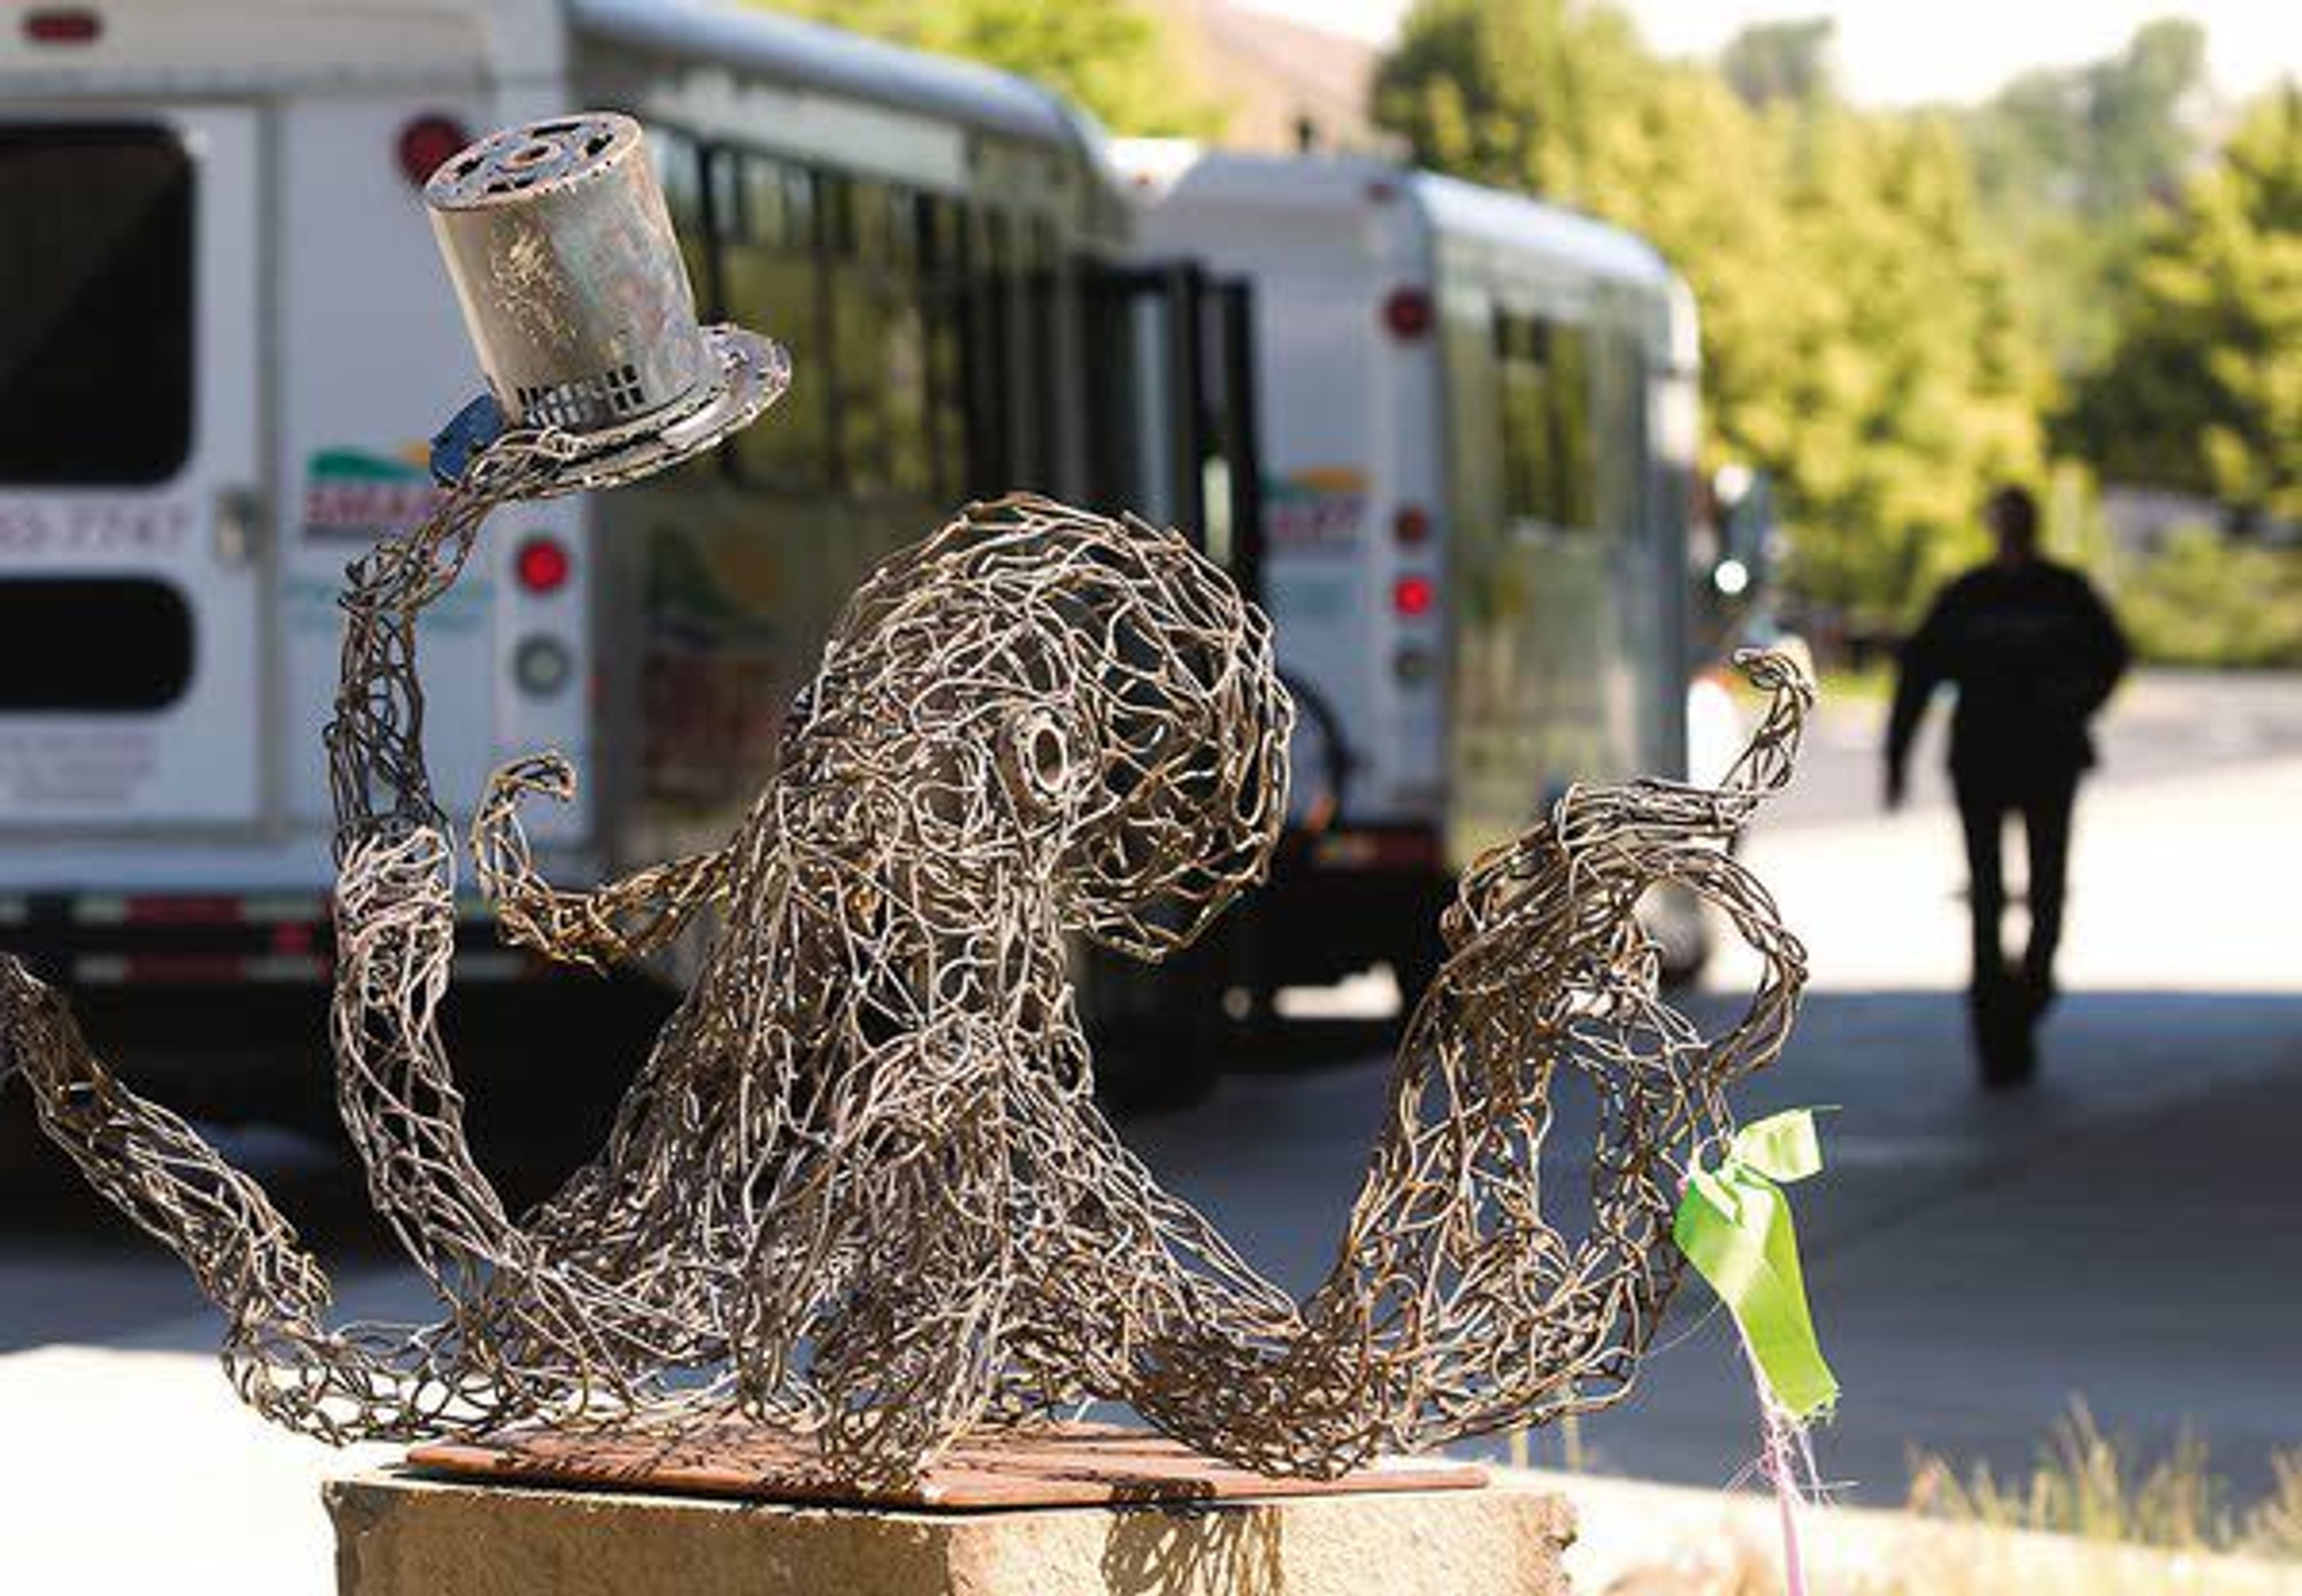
[{"left": 1673, "top": 1109, "right": 1839, "bottom": 1421}]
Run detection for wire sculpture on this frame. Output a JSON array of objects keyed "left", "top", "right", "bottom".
[
  {"left": 0, "top": 109, "right": 1816, "bottom": 1489},
  {"left": 1, "top": 473, "right": 1812, "bottom": 1480}
]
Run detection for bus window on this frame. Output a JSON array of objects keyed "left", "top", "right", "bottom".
[
  {"left": 819, "top": 177, "right": 873, "bottom": 495},
  {"left": 717, "top": 150, "right": 829, "bottom": 491},
  {"left": 648, "top": 125, "right": 713, "bottom": 312},
  {"left": 918, "top": 195, "right": 970, "bottom": 499},
  {"left": 963, "top": 209, "right": 1016, "bottom": 495},
  {"left": 824, "top": 177, "right": 933, "bottom": 501},
  {"left": 878, "top": 188, "right": 933, "bottom": 498},
  {"left": 0, "top": 124, "right": 192, "bottom": 486},
  {"left": 1018, "top": 216, "right": 1063, "bottom": 492},
  {"left": 1590, "top": 327, "right": 1648, "bottom": 539},
  {"left": 0, "top": 577, "right": 192, "bottom": 710},
  {"left": 1493, "top": 311, "right": 1595, "bottom": 535},
  {"left": 949, "top": 204, "right": 1066, "bottom": 498}
]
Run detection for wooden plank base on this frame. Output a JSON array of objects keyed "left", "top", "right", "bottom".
[{"left": 407, "top": 1418, "right": 1487, "bottom": 1510}]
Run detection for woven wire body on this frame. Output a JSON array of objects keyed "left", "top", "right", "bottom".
[{"left": 0, "top": 460, "right": 1813, "bottom": 1480}]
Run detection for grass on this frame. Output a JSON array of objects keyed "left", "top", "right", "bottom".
[
  {"left": 1905, "top": 1402, "right": 2302, "bottom": 1562},
  {"left": 1581, "top": 1404, "right": 2302, "bottom": 1595}
]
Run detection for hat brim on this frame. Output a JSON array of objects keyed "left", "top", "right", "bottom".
[{"left": 522, "top": 326, "right": 790, "bottom": 499}]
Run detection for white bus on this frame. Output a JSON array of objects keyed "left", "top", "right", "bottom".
[
  {"left": 1, "top": 0, "right": 1716, "bottom": 1106},
  {"left": 0, "top": 0, "right": 1242, "bottom": 992},
  {"left": 1114, "top": 144, "right": 1712, "bottom": 1002}
]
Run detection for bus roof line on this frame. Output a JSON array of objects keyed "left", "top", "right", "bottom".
[
  {"left": 1117, "top": 143, "right": 1675, "bottom": 295},
  {"left": 1411, "top": 171, "right": 1674, "bottom": 293},
  {"left": 570, "top": 0, "right": 1102, "bottom": 155}
]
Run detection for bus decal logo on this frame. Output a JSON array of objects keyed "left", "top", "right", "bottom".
[
  {"left": 302, "top": 446, "right": 447, "bottom": 543},
  {"left": 1264, "top": 466, "right": 1368, "bottom": 553}
]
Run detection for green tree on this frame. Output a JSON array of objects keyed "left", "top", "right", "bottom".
[
  {"left": 2113, "top": 523, "right": 2302, "bottom": 666},
  {"left": 1720, "top": 17, "right": 1836, "bottom": 112},
  {"left": 2084, "top": 19, "right": 2210, "bottom": 217},
  {"left": 1370, "top": 0, "right": 1650, "bottom": 207},
  {"left": 757, "top": 0, "right": 1224, "bottom": 137},
  {"left": 1958, "top": 19, "right": 2209, "bottom": 373},
  {"left": 1766, "top": 111, "right": 2046, "bottom": 612},
  {"left": 1961, "top": 19, "right": 2205, "bottom": 224},
  {"left": 1374, "top": 0, "right": 2044, "bottom": 624},
  {"left": 2069, "top": 87, "right": 2302, "bottom": 524}
]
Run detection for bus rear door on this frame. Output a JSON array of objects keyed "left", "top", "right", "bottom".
[
  {"left": 1078, "top": 260, "right": 1263, "bottom": 597},
  {"left": 1073, "top": 260, "right": 1274, "bottom": 1091},
  {"left": 0, "top": 107, "right": 268, "bottom": 831}
]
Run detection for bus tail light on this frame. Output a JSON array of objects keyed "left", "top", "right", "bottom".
[
  {"left": 513, "top": 635, "right": 573, "bottom": 697},
  {"left": 1382, "top": 287, "right": 1433, "bottom": 340},
  {"left": 514, "top": 534, "right": 572, "bottom": 595},
  {"left": 23, "top": 8, "right": 101, "bottom": 43},
  {"left": 1393, "top": 646, "right": 1434, "bottom": 686},
  {"left": 397, "top": 115, "right": 471, "bottom": 188},
  {"left": 1392, "top": 575, "right": 1435, "bottom": 618},
  {"left": 1394, "top": 505, "right": 1432, "bottom": 546}
]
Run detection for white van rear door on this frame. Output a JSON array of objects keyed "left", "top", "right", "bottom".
[{"left": 0, "top": 107, "right": 266, "bottom": 827}]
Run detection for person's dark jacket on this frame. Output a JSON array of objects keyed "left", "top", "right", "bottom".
[{"left": 1887, "top": 557, "right": 2129, "bottom": 788}]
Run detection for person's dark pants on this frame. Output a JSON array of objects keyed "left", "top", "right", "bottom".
[{"left": 1953, "top": 761, "right": 2081, "bottom": 1001}]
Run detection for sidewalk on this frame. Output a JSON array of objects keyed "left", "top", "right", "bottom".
[
  {"left": 1537, "top": 986, "right": 2302, "bottom": 1500},
  {"left": 1512, "top": 748, "right": 2302, "bottom": 1495}
]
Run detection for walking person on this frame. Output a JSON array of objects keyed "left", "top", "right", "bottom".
[{"left": 1885, "top": 486, "right": 2129, "bottom": 1086}]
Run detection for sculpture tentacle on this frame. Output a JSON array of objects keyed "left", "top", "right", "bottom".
[{"left": 471, "top": 752, "right": 735, "bottom": 972}]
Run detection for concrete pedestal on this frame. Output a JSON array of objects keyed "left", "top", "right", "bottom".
[{"left": 326, "top": 1468, "right": 1574, "bottom": 1596}]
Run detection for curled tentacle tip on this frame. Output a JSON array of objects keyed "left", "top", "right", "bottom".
[
  {"left": 1731, "top": 646, "right": 1815, "bottom": 695},
  {"left": 507, "top": 750, "right": 577, "bottom": 790}
]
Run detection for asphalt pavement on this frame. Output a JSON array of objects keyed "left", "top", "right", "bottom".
[{"left": 1, "top": 670, "right": 2298, "bottom": 1593}]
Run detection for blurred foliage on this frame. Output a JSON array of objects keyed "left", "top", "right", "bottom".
[
  {"left": 1372, "top": 4, "right": 2299, "bottom": 634},
  {"left": 1373, "top": 0, "right": 2042, "bottom": 625},
  {"left": 2066, "top": 89, "right": 2302, "bottom": 526},
  {"left": 1958, "top": 21, "right": 2208, "bottom": 375},
  {"left": 1718, "top": 17, "right": 1834, "bottom": 113},
  {"left": 2110, "top": 525, "right": 2302, "bottom": 668},
  {"left": 755, "top": 0, "right": 1225, "bottom": 137},
  {"left": 1908, "top": 1401, "right": 2302, "bottom": 1561}
]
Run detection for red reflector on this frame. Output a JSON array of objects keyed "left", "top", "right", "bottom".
[
  {"left": 515, "top": 535, "right": 571, "bottom": 594},
  {"left": 24, "top": 7, "right": 102, "bottom": 43},
  {"left": 126, "top": 894, "right": 242, "bottom": 925},
  {"left": 1394, "top": 506, "right": 1432, "bottom": 546},
  {"left": 1393, "top": 574, "right": 1435, "bottom": 618},
  {"left": 398, "top": 114, "right": 471, "bottom": 188},
  {"left": 126, "top": 954, "right": 246, "bottom": 984},
  {"left": 1382, "top": 287, "right": 1433, "bottom": 339},
  {"left": 1310, "top": 828, "right": 1444, "bottom": 872}
]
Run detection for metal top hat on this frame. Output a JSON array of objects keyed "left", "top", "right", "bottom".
[{"left": 424, "top": 112, "right": 787, "bottom": 497}]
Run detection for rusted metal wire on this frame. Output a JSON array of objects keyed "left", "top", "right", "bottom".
[{"left": 0, "top": 465, "right": 1810, "bottom": 1480}]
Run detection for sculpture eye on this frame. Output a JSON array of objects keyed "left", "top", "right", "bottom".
[{"left": 999, "top": 710, "right": 1074, "bottom": 820}]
